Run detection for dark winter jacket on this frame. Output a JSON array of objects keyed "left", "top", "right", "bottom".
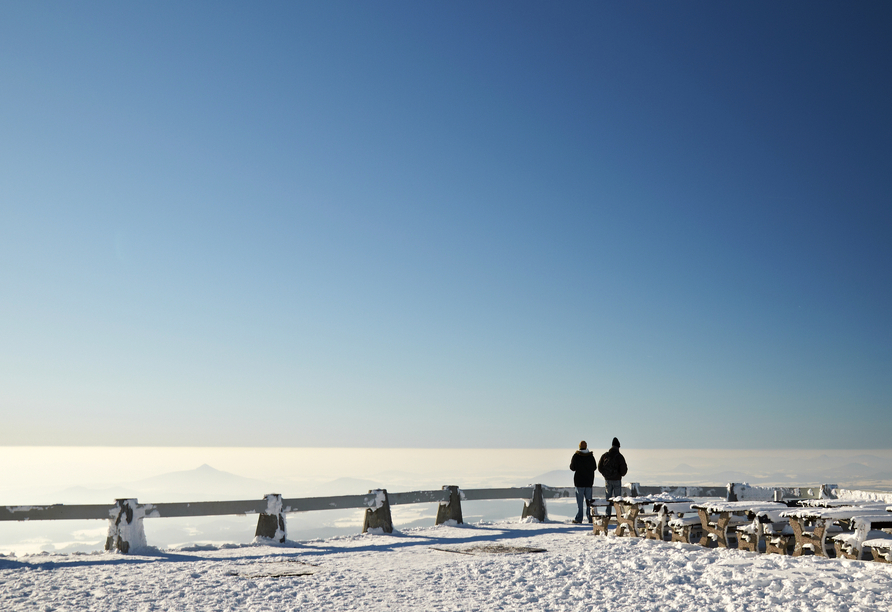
[
  {"left": 598, "top": 446, "right": 628, "bottom": 481},
  {"left": 570, "top": 450, "right": 597, "bottom": 487}
]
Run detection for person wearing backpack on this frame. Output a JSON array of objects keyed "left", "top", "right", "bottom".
[
  {"left": 569, "top": 440, "right": 597, "bottom": 524},
  {"left": 597, "top": 437, "right": 628, "bottom": 519}
]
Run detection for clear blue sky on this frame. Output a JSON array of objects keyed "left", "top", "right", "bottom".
[{"left": 1, "top": 2, "right": 890, "bottom": 448}]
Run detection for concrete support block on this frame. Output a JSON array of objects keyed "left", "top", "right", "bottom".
[
  {"left": 435, "top": 485, "right": 463, "bottom": 525},
  {"left": 820, "top": 484, "right": 838, "bottom": 499},
  {"left": 624, "top": 482, "right": 640, "bottom": 497},
  {"left": 254, "top": 494, "right": 286, "bottom": 543},
  {"left": 363, "top": 489, "right": 393, "bottom": 533},
  {"left": 105, "top": 498, "right": 147, "bottom": 554},
  {"left": 727, "top": 483, "right": 739, "bottom": 502},
  {"left": 521, "top": 484, "right": 547, "bottom": 522}
]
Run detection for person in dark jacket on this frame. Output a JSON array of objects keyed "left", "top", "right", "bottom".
[
  {"left": 570, "top": 440, "right": 597, "bottom": 523},
  {"left": 597, "top": 437, "right": 628, "bottom": 519}
]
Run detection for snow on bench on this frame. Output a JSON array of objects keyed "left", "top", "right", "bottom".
[{"left": 668, "top": 514, "right": 704, "bottom": 544}]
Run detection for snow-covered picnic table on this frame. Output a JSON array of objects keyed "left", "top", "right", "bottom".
[
  {"left": 606, "top": 494, "right": 693, "bottom": 538},
  {"left": 779, "top": 503, "right": 890, "bottom": 557},
  {"left": 690, "top": 501, "right": 788, "bottom": 549}
]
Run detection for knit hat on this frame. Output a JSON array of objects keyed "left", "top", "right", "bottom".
[
  {"left": 579, "top": 441, "right": 587, "bottom": 450},
  {"left": 612, "top": 437, "right": 620, "bottom": 448}
]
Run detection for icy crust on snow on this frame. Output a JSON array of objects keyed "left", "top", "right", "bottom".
[
  {"left": 835, "top": 489, "right": 892, "bottom": 504},
  {"left": 3, "top": 522, "right": 892, "bottom": 611}
]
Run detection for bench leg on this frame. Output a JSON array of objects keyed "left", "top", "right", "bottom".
[
  {"left": 697, "top": 509, "right": 718, "bottom": 547},
  {"left": 790, "top": 518, "right": 810, "bottom": 557},
  {"left": 737, "top": 530, "right": 759, "bottom": 553},
  {"left": 591, "top": 514, "right": 611, "bottom": 536},
  {"left": 714, "top": 513, "right": 733, "bottom": 548},
  {"left": 765, "top": 534, "right": 794, "bottom": 555},
  {"left": 614, "top": 503, "right": 640, "bottom": 537},
  {"left": 834, "top": 540, "right": 862, "bottom": 560},
  {"left": 812, "top": 521, "right": 829, "bottom": 558},
  {"left": 644, "top": 520, "right": 666, "bottom": 541}
]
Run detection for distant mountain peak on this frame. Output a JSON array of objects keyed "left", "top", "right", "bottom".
[{"left": 670, "top": 463, "right": 697, "bottom": 473}]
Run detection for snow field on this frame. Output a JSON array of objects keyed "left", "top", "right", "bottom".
[{"left": 2, "top": 521, "right": 892, "bottom": 611}]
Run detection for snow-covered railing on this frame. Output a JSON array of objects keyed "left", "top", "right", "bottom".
[
  {"left": 0, "top": 485, "right": 559, "bottom": 552},
  {"left": 0, "top": 482, "right": 840, "bottom": 553}
]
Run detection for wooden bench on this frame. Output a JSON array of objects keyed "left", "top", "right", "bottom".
[
  {"left": 763, "top": 523, "right": 796, "bottom": 555},
  {"left": 643, "top": 502, "right": 697, "bottom": 541},
  {"left": 736, "top": 521, "right": 760, "bottom": 552},
  {"left": 832, "top": 514, "right": 892, "bottom": 561},
  {"left": 864, "top": 535, "right": 892, "bottom": 563},
  {"left": 587, "top": 498, "right": 612, "bottom": 535},
  {"left": 668, "top": 515, "right": 703, "bottom": 544}
]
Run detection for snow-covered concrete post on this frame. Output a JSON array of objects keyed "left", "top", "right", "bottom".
[
  {"left": 625, "top": 482, "right": 640, "bottom": 497},
  {"left": 435, "top": 485, "right": 463, "bottom": 525},
  {"left": 726, "top": 483, "right": 739, "bottom": 501},
  {"left": 363, "top": 489, "right": 393, "bottom": 533},
  {"left": 820, "top": 484, "right": 838, "bottom": 499},
  {"left": 105, "top": 498, "right": 147, "bottom": 554},
  {"left": 521, "top": 484, "right": 547, "bottom": 522},
  {"left": 254, "top": 494, "right": 286, "bottom": 543}
]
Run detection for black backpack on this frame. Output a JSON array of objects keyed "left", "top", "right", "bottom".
[{"left": 600, "top": 452, "right": 623, "bottom": 480}]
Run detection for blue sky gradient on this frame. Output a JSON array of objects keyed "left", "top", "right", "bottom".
[{"left": 1, "top": 2, "right": 890, "bottom": 448}]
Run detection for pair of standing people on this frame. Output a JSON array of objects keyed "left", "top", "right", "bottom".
[{"left": 569, "top": 437, "right": 628, "bottom": 524}]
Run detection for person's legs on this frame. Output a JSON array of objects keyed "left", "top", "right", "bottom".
[
  {"left": 574, "top": 487, "right": 585, "bottom": 522},
  {"left": 583, "top": 487, "right": 593, "bottom": 522},
  {"left": 605, "top": 480, "right": 622, "bottom": 518}
]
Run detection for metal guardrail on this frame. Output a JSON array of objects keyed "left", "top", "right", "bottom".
[
  {"left": 0, "top": 487, "right": 563, "bottom": 523},
  {"left": 0, "top": 482, "right": 840, "bottom": 554}
]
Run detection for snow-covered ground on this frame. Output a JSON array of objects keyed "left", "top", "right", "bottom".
[{"left": 3, "top": 521, "right": 891, "bottom": 612}]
